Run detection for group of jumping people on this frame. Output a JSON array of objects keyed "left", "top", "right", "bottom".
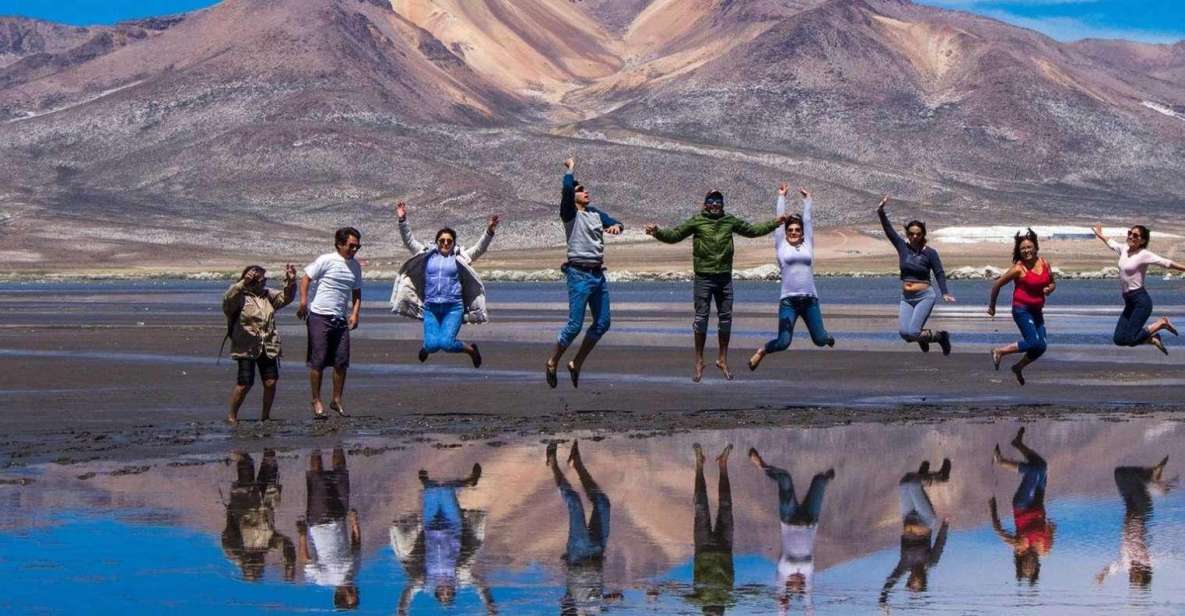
[{"left": 220, "top": 157, "right": 1185, "bottom": 423}]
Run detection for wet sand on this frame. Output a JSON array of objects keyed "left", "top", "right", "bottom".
[{"left": 1, "top": 281, "right": 1183, "bottom": 467}]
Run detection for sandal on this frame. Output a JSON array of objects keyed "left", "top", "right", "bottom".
[
  {"left": 546, "top": 363, "right": 558, "bottom": 388},
  {"left": 329, "top": 401, "right": 349, "bottom": 418},
  {"left": 568, "top": 362, "right": 580, "bottom": 388}
]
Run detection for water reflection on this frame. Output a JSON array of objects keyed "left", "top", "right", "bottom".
[
  {"left": 1097, "top": 457, "right": 1176, "bottom": 589},
  {"left": 4, "top": 419, "right": 1185, "bottom": 613},
  {"left": 297, "top": 447, "right": 361, "bottom": 609},
  {"left": 393, "top": 461, "right": 492, "bottom": 614},
  {"left": 881, "top": 457, "right": 951, "bottom": 603},
  {"left": 221, "top": 449, "right": 295, "bottom": 582},
  {"left": 749, "top": 446, "right": 834, "bottom": 611},
  {"left": 990, "top": 427, "right": 1053, "bottom": 585}
]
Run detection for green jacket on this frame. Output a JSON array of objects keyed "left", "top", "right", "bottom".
[{"left": 652, "top": 211, "right": 781, "bottom": 274}]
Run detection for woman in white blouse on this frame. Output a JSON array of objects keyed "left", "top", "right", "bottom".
[{"left": 1092, "top": 224, "right": 1185, "bottom": 353}]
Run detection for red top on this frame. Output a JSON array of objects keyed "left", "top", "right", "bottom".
[
  {"left": 1013, "top": 505, "right": 1052, "bottom": 552},
  {"left": 1012, "top": 259, "right": 1051, "bottom": 309}
]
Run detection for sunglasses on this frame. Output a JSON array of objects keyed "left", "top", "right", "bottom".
[
  {"left": 437, "top": 237, "right": 455, "bottom": 244},
  {"left": 1127, "top": 232, "right": 1142, "bottom": 239},
  {"left": 786, "top": 227, "right": 803, "bottom": 234}
]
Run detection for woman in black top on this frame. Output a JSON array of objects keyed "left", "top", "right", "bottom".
[{"left": 877, "top": 197, "right": 955, "bottom": 354}]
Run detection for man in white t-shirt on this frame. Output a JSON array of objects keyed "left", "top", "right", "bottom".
[
  {"left": 297, "top": 448, "right": 361, "bottom": 610},
  {"left": 298, "top": 227, "right": 363, "bottom": 419}
]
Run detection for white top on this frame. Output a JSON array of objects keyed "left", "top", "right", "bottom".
[
  {"left": 780, "top": 521, "right": 816, "bottom": 562},
  {"left": 1108, "top": 240, "right": 1171, "bottom": 293},
  {"left": 774, "top": 196, "right": 817, "bottom": 299},
  {"left": 305, "top": 520, "right": 359, "bottom": 587},
  {"left": 304, "top": 252, "right": 363, "bottom": 319}
]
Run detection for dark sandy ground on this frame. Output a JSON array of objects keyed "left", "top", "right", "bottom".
[{"left": 1, "top": 281, "right": 1183, "bottom": 469}]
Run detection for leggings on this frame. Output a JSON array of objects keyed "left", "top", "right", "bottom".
[
  {"left": 898, "top": 288, "right": 937, "bottom": 342},
  {"left": 764, "top": 295, "right": 832, "bottom": 353},
  {"left": 1113, "top": 288, "right": 1153, "bottom": 347},
  {"left": 423, "top": 301, "right": 466, "bottom": 354},
  {"left": 1012, "top": 305, "right": 1047, "bottom": 360}
]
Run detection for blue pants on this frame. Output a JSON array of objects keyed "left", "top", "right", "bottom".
[
  {"left": 763, "top": 466, "right": 830, "bottom": 526},
  {"left": 423, "top": 301, "right": 465, "bottom": 354},
  {"left": 764, "top": 296, "right": 831, "bottom": 353},
  {"left": 1113, "top": 288, "right": 1152, "bottom": 347},
  {"left": 898, "top": 288, "right": 936, "bottom": 341},
  {"left": 423, "top": 485, "right": 463, "bottom": 530},
  {"left": 558, "top": 266, "right": 611, "bottom": 348},
  {"left": 1012, "top": 306, "right": 1047, "bottom": 360},
  {"left": 1013, "top": 462, "right": 1048, "bottom": 509},
  {"left": 561, "top": 485, "right": 610, "bottom": 563}
]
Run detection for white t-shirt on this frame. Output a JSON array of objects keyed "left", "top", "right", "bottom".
[
  {"left": 304, "top": 520, "right": 359, "bottom": 587},
  {"left": 305, "top": 252, "right": 362, "bottom": 319},
  {"left": 1108, "top": 240, "right": 1172, "bottom": 293}
]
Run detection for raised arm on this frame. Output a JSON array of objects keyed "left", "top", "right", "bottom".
[
  {"left": 878, "top": 196, "right": 906, "bottom": 252},
  {"left": 396, "top": 201, "right": 427, "bottom": 254},
  {"left": 270, "top": 264, "right": 298, "bottom": 310},
  {"left": 987, "top": 265, "right": 1021, "bottom": 316},
  {"left": 463, "top": 216, "right": 498, "bottom": 262},
  {"left": 561, "top": 159, "right": 576, "bottom": 223},
  {"left": 774, "top": 184, "right": 788, "bottom": 249},
  {"left": 801, "top": 188, "right": 814, "bottom": 246},
  {"left": 1092, "top": 224, "right": 1121, "bottom": 254},
  {"left": 222, "top": 280, "right": 247, "bottom": 317}
]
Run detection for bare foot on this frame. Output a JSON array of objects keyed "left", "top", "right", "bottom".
[
  {"left": 1011, "top": 426, "right": 1026, "bottom": 449},
  {"left": 993, "top": 444, "right": 1003, "bottom": 465},
  {"left": 546, "top": 442, "right": 558, "bottom": 465},
  {"left": 715, "top": 359, "right": 733, "bottom": 381},
  {"left": 226, "top": 414, "right": 238, "bottom": 425},
  {"left": 693, "top": 360, "right": 705, "bottom": 383},
  {"left": 748, "top": 447, "right": 765, "bottom": 469},
  {"left": 748, "top": 350, "right": 763, "bottom": 371},
  {"left": 311, "top": 400, "right": 327, "bottom": 420},
  {"left": 568, "top": 439, "right": 582, "bottom": 466},
  {"left": 693, "top": 443, "right": 705, "bottom": 466},
  {"left": 716, "top": 444, "right": 733, "bottom": 465},
  {"left": 1164, "top": 318, "right": 1179, "bottom": 336}
]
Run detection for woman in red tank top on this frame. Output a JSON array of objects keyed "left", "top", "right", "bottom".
[{"left": 987, "top": 229, "right": 1057, "bottom": 385}]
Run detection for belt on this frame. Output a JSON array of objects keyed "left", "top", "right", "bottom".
[{"left": 563, "top": 261, "right": 605, "bottom": 273}]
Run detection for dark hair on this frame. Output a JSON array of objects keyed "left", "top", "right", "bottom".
[
  {"left": 435, "top": 227, "right": 457, "bottom": 243},
  {"left": 239, "top": 264, "right": 264, "bottom": 281},
  {"left": 1014, "top": 550, "right": 1041, "bottom": 584},
  {"left": 1012, "top": 228, "right": 1039, "bottom": 263},
  {"left": 784, "top": 214, "right": 804, "bottom": 230},
  {"left": 904, "top": 220, "right": 927, "bottom": 244},
  {"left": 334, "top": 227, "right": 361, "bottom": 247},
  {"left": 1130, "top": 562, "right": 1152, "bottom": 588},
  {"left": 1130, "top": 225, "right": 1151, "bottom": 248},
  {"left": 704, "top": 190, "right": 724, "bottom": 206},
  {"left": 334, "top": 585, "right": 360, "bottom": 609}
]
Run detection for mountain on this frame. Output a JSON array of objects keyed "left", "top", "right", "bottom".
[{"left": 0, "top": 0, "right": 1183, "bottom": 269}]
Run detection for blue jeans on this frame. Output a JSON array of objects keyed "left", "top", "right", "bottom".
[
  {"left": 763, "top": 466, "right": 830, "bottom": 526},
  {"left": 422, "top": 485, "right": 463, "bottom": 530},
  {"left": 1113, "top": 288, "right": 1153, "bottom": 347},
  {"left": 1013, "top": 462, "right": 1048, "bottom": 509},
  {"left": 423, "top": 301, "right": 465, "bottom": 354},
  {"left": 763, "top": 296, "right": 831, "bottom": 353},
  {"left": 898, "top": 288, "right": 936, "bottom": 341},
  {"left": 561, "top": 485, "right": 610, "bottom": 563},
  {"left": 558, "top": 266, "right": 611, "bottom": 348},
  {"left": 1012, "top": 306, "right": 1047, "bottom": 360}
]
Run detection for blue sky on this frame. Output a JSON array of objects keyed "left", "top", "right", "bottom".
[{"left": 0, "top": 0, "right": 1182, "bottom": 44}]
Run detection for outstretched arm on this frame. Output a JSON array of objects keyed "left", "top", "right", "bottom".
[
  {"left": 597, "top": 209, "right": 624, "bottom": 235},
  {"left": 1092, "top": 224, "right": 1121, "bottom": 254},
  {"left": 650, "top": 217, "right": 696, "bottom": 243},
  {"left": 396, "top": 201, "right": 427, "bottom": 254},
  {"left": 989, "top": 497, "right": 1020, "bottom": 547}
]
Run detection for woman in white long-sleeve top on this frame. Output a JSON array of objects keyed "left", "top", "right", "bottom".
[
  {"left": 1091, "top": 224, "right": 1183, "bottom": 353},
  {"left": 390, "top": 201, "right": 497, "bottom": 368},
  {"left": 749, "top": 184, "right": 834, "bottom": 371}
]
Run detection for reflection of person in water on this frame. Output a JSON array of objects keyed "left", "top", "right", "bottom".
[
  {"left": 221, "top": 450, "right": 295, "bottom": 581},
  {"left": 296, "top": 448, "right": 361, "bottom": 610},
  {"left": 749, "top": 447, "right": 834, "bottom": 612},
  {"left": 990, "top": 427, "right": 1054, "bottom": 585},
  {"left": 549, "top": 440, "right": 621, "bottom": 615},
  {"left": 685, "top": 443, "right": 735, "bottom": 615},
  {"left": 1096, "top": 457, "right": 1175, "bottom": 589},
  {"left": 392, "top": 463, "right": 494, "bottom": 615},
  {"left": 880, "top": 457, "right": 951, "bottom": 603}
]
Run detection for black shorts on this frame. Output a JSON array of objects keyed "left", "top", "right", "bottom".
[
  {"left": 306, "top": 312, "right": 351, "bottom": 369},
  {"left": 236, "top": 355, "right": 279, "bottom": 387},
  {"left": 306, "top": 469, "right": 350, "bottom": 524}
]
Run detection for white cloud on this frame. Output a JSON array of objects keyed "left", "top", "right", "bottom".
[{"left": 978, "top": 11, "right": 1185, "bottom": 43}]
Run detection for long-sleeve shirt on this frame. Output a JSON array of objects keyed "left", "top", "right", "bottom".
[
  {"left": 1107, "top": 239, "right": 1172, "bottom": 293},
  {"left": 222, "top": 279, "right": 294, "bottom": 359},
  {"left": 424, "top": 252, "right": 462, "bottom": 304},
  {"left": 561, "top": 170, "right": 623, "bottom": 268},
  {"left": 878, "top": 208, "right": 949, "bottom": 294},
  {"left": 775, "top": 195, "right": 817, "bottom": 298},
  {"left": 652, "top": 211, "right": 779, "bottom": 275}
]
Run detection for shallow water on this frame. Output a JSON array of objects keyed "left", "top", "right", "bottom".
[{"left": 3, "top": 417, "right": 1184, "bottom": 614}]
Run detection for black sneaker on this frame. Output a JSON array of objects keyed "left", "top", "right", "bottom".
[
  {"left": 937, "top": 331, "right": 951, "bottom": 356},
  {"left": 418, "top": 348, "right": 429, "bottom": 362},
  {"left": 918, "top": 339, "right": 930, "bottom": 353}
]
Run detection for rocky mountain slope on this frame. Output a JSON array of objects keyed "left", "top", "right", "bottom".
[{"left": 0, "top": 0, "right": 1182, "bottom": 269}]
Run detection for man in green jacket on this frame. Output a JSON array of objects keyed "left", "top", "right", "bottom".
[{"left": 645, "top": 190, "right": 783, "bottom": 382}]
